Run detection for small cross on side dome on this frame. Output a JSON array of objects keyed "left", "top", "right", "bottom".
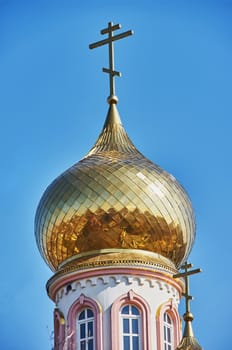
[{"left": 173, "top": 262, "right": 203, "bottom": 350}]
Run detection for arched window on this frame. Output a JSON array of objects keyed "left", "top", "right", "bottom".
[
  {"left": 67, "top": 294, "right": 102, "bottom": 350},
  {"left": 156, "top": 301, "right": 181, "bottom": 350},
  {"left": 111, "top": 290, "right": 151, "bottom": 350},
  {"left": 121, "top": 305, "right": 141, "bottom": 350},
  {"left": 77, "top": 308, "right": 94, "bottom": 350},
  {"left": 163, "top": 312, "right": 173, "bottom": 350}
]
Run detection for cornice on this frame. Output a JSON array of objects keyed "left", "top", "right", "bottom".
[{"left": 46, "top": 251, "right": 184, "bottom": 301}]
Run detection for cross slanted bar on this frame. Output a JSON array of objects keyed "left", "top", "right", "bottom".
[
  {"left": 89, "top": 22, "right": 133, "bottom": 103},
  {"left": 173, "top": 262, "right": 202, "bottom": 313}
]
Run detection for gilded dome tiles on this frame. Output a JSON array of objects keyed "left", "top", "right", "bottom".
[{"left": 35, "top": 104, "right": 195, "bottom": 271}]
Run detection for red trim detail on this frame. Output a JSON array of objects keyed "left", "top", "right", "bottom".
[
  {"left": 156, "top": 301, "right": 181, "bottom": 350},
  {"left": 54, "top": 308, "right": 65, "bottom": 350},
  {"left": 66, "top": 294, "right": 103, "bottom": 350},
  {"left": 49, "top": 267, "right": 182, "bottom": 301},
  {"left": 111, "top": 290, "right": 151, "bottom": 350}
]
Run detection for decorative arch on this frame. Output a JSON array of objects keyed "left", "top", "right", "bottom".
[
  {"left": 67, "top": 294, "right": 103, "bottom": 350},
  {"left": 111, "top": 289, "right": 151, "bottom": 350},
  {"left": 54, "top": 308, "right": 65, "bottom": 350},
  {"left": 156, "top": 299, "right": 181, "bottom": 350}
]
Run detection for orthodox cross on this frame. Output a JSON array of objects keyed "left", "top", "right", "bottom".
[
  {"left": 173, "top": 262, "right": 202, "bottom": 314},
  {"left": 89, "top": 22, "right": 133, "bottom": 102}
]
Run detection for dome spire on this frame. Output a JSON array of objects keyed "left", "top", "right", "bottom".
[
  {"left": 85, "top": 102, "right": 139, "bottom": 157},
  {"left": 173, "top": 262, "right": 203, "bottom": 350},
  {"left": 89, "top": 21, "right": 133, "bottom": 104}
]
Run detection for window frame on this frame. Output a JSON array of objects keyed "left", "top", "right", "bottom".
[
  {"left": 77, "top": 308, "right": 95, "bottom": 350},
  {"left": 67, "top": 294, "right": 102, "bottom": 350},
  {"left": 111, "top": 289, "right": 151, "bottom": 350},
  {"left": 156, "top": 301, "right": 181, "bottom": 350},
  {"left": 120, "top": 304, "right": 141, "bottom": 350},
  {"left": 163, "top": 312, "right": 173, "bottom": 350}
]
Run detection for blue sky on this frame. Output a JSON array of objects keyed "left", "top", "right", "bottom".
[{"left": 0, "top": 0, "right": 231, "bottom": 349}]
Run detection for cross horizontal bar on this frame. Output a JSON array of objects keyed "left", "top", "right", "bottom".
[
  {"left": 101, "top": 23, "right": 121, "bottom": 35},
  {"left": 89, "top": 30, "right": 134, "bottom": 49},
  {"left": 173, "top": 268, "right": 202, "bottom": 279},
  {"left": 103, "top": 68, "right": 121, "bottom": 77},
  {"left": 182, "top": 293, "right": 193, "bottom": 300}
]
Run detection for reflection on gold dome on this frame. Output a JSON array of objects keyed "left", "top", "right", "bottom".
[{"left": 35, "top": 103, "right": 195, "bottom": 271}]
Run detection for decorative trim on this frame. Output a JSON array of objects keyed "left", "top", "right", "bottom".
[
  {"left": 111, "top": 290, "right": 151, "bottom": 350},
  {"left": 58, "top": 249, "right": 176, "bottom": 269},
  {"left": 47, "top": 249, "right": 178, "bottom": 294},
  {"left": 66, "top": 294, "right": 102, "bottom": 350},
  {"left": 156, "top": 300, "right": 181, "bottom": 350},
  {"left": 49, "top": 267, "right": 183, "bottom": 301},
  {"left": 54, "top": 308, "right": 65, "bottom": 350},
  {"left": 50, "top": 259, "right": 176, "bottom": 283}
]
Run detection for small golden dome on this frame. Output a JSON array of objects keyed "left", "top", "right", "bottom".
[{"left": 35, "top": 103, "right": 195, "bottom": 271}]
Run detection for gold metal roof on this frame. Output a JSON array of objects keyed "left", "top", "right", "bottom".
[
  {"left": 35, "top": 102, "right": 195, "bottom": 271},
  {"left": 176, "top": 337, "right": 202, "bottom": 350},
  {"left": 176, "top": 312, "right": 202, "bottom": 350}
]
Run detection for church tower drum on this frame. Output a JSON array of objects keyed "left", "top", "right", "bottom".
[{"left": 35, "top": 22, "right": 201, "bottom": 350}]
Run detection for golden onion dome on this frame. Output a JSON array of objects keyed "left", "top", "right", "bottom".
[{"left": 35, "top": 102, "right": 195, "bottom": 271}]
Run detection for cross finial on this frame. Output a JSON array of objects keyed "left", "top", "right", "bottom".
[
  {"left": 89, "top": 22, "right": 133, "bottom": 104},
  {"left": 173, "top": 262, "right": 201, "bottom": 314},
  {"left": 173, "top": 262, "right": 203, "bottom": 349}
]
